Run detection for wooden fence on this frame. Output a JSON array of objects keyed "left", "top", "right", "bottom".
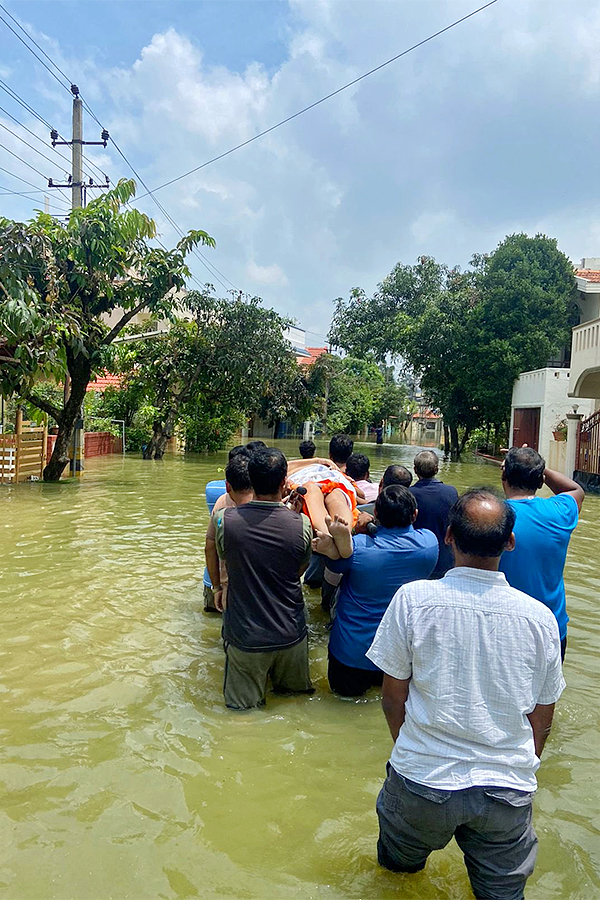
[
  {"left": 576, "top": 409, "right": 600, "bottom": 476},
  {"left": 0, "top": 409, "right": 47, "bottom": 484}
]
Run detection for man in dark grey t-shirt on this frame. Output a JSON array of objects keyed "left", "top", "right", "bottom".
[{"left": 214, "top": 448, "right": 313, "bottom": 709}]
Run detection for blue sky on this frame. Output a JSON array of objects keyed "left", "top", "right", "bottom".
[{"left": 1, "top": 0, "right": 600, "bottom": 343}]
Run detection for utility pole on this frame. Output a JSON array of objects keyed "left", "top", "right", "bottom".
[
  {"left": 71, "top": 90, "right": 83, "bottom": 208},
  {"left": 47, "top": 85, "right": 110, "bottom": 476},
  {"left": 48, "top": 84, "right": 110, "bottom": 206}
]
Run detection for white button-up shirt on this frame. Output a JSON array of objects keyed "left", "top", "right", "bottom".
[{"left": 367, "top": 566, "right": 565, "bottom": 791}]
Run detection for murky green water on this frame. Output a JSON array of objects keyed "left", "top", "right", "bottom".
[{"left": 1, "top": 438, "right": 599, "bottom": 900}]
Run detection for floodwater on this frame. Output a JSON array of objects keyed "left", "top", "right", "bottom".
[{"left": 0, "top": 438, "right": 599, "bottom": 900}]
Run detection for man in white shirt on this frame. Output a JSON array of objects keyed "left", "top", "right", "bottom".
[{"left": 367, "top": 488, "right": 565, "bottom": 900}]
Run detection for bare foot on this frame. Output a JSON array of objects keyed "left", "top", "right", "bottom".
[
  {"left": 311, "top": 530, "right": 339, "bottom": 560},
  {"left": 326, "top": 514, "right": 353, "bottom": 559}
]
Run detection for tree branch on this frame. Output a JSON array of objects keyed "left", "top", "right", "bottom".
[
  {"left": 102, "top": 297, "right": 151, "bottom": 346},
  {"left": 24, "top": 392, "right": 63, "bottom": 422}
]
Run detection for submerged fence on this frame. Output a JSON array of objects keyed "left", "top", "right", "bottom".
[{"left": 0, "top": 410, "right": 47, "bottom": 484}]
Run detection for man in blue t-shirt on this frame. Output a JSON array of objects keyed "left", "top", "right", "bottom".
[
  {"left": 409, "top": 450, "right": 458, "bottom": 578},
  {"left": 312, "top": 485, "right": 438, "bottom": 696},
  {"left": 499, "top": 446, "right": 584, "bottom": 660}
]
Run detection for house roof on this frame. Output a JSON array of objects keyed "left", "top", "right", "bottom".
[
  {"left": 86, "top": 373, "right": 122, "bottom": 392},
  {"left": 413, "top": 409, "right": 441, "bottom": 420},
  {"left": 297, "top": 346, "right": 328, "bottom": 366},
  {"left": 575, "top": 268, "right": 600, "bottom": 283}
]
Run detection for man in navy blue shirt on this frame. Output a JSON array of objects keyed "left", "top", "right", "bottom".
[
  {"left": 409, "top": 450, "right": 458, "bottom": 579},
  {"left": 312, "top": 485, "right": 438, "bottom": 696},
  {"left": 499, "top": 446, "right": 583, "bottom": 660}
]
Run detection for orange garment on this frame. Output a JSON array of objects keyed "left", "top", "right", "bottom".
[{"left": 291, "top": 477, "right": 360, "bottom": 527}]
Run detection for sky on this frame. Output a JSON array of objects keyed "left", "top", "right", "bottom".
[{"left": 1, "top": 0, "right": 600, "bottom": 343}]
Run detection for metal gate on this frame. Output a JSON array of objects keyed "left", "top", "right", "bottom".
[{"left": 576, "top": 409, "right": 600, "bottom": 476}]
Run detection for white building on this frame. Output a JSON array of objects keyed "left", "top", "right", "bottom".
[{"left": 510, "top": 259, "right": 600, "bottom": 476}]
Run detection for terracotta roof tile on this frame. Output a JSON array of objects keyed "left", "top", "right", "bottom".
[
  {"left": 86, "top": 372, "right": 122, "bottom": 392},
  {"left": 575, "top": 268, "right": 600, "bottom": 283},
  {"left": 297, "top": 346, "right": 328, "bottom": 366}
]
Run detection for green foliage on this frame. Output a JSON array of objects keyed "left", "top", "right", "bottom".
[
  {"left": 329, "top": 235, "right": 576, "bottom": 453},
  {"left": 306, "top": 353, "right": 407, "bottom": 434},
  {"left": 0, "top": 181, "right": 214, "bottom": 478},
  {"left": 118, "top": 287, "right": 301, "bottom": 454}
]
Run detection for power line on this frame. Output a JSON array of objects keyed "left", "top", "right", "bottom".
[
  {"left": 135, "top": 0, "right": 498, "bottom": 199},
  {"left": 0, "top": 101, "right": 104, "bottom": 184},
  {"left": 0, "top": 6, "right": 242, "bottom": 292},
  {"left": 0, "top": 76, "right": 52, "bottom": 129},
  {"left": 0, "top": 136, "right": 71, "bottom": 204},
  {"left": 0, "top": 182, "right": 69, "bottom": 212},
  {"left": 0, "top": 77, "right": 108, "bottom": 183},
  {"left": 0, "top": 6, "right": 71, "bottom": 95},
  {"left": 107, "top": 134, "right": 232, "bottom": 292},
  {"left": 0, "top": 117, "right": 70, "bottom": 176},
  {"left": 0, "top": 3, "right": 72, "bottom": 87}
]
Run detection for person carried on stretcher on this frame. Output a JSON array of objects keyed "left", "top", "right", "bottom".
[{"left": 285, "top": 436, "right": 366, "bottom": 557}]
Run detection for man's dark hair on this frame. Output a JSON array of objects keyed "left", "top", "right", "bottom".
[
  {"left": 329, "top": 434, "right": 354, "bottom": 465},
  {"left": 229, "top": 444, "right": 250, "bottom": 461},
  {"left": 414, "top": 450, "right": 439, "bottom": 479},
  {"left": 246, "top": 439, "right": 267, "bottom": 454},
  {"left": 346, "top": 453, "right": 370, "bottom": 481},
  {"left": 503, "top": 447, "right": 545, "bottom": 491},
  {"left": 225, "top": 455, "right": 252, "bottom": 493},
  {"left": 248, "top": 448, "right": 288, "bottom": 495},
  {"left": 448, "top": 488, "right": 516, "bottom": 558},
  {"left": 375, "top": 485, "right": 417, "bottom": 529},
  {"left": 299, "top": 439, "right": 316, "bottom": 459},
  {"left": 381, "top": 464, "right": 413, "bottom": 488}
]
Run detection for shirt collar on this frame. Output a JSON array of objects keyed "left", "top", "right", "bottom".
[
  {"left": 443, "top": 566, "right": 508, "bottom": 585},
  {"left": 246, "top": 499, "right": 284, "bottom": 508}
]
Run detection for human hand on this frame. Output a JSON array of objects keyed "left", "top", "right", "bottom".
[
  {"left": 286, "top": 486, "right": 306, "bottom": 514},
  {"left": 214, "top": 587, "right": 225, "bottom": 612},
  {"left": 354, "top": 511, "right": 374, "bottom": 534}
]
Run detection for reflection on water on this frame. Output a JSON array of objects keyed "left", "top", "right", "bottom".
[{"left": 0, "top": 439, "right": 599, "bottom": 899}]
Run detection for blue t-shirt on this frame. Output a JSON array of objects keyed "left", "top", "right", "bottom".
[
  {"left": 203, "top": 479, "right": 227, "bottom": 587},
  {"left": 410, "top": 478, "right": 459, "bottom": 577},
  {"left": 499, "top": 493, "right": 579, "bottom": 640},
  {"left": 327, "top": 526, "right": 439, "bottom": 670}
]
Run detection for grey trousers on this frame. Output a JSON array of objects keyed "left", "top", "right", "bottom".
[
  {"left": 223, "top": 636, "right": 314, "bottom": 709},
  {"left": 377, "top": 765, "right": 537, "bottom": 900}
]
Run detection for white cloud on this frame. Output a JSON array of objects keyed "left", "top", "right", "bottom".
[
  {"left": 5, "top": 0, "right": 600, "bottom": 336},
  {"left": 246, "top": 261, "right": 289, "bottom": 286}
]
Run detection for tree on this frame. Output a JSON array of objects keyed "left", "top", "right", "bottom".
[
  {"left": 329, "top": 237, "right": 576, "bottom": 457},
  {"left": 117, "top": 289, "right": 300, "bottom": 459},
  {"left": 0, "top": 179, "right": 214, "bottom": 480},
  {"left": 306, "top": 353, "right": 397, "bottom": 434}
]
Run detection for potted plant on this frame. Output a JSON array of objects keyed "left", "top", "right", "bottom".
[{"left": 552, "top": 418, "right": 567, "bottom": 441}]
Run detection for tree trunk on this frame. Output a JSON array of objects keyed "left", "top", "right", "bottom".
[
  {"left": 459, "top": 426, "right": 472, "bottom": 454},
  {"left": 43, "top": 356, "right": 91, "bottom": 482},
  {"left": 144, "top": 402, "right": 180, "bottom": 460},
  {"left": 449, "top": 423, "right": 460, "bottom": 460},
  {"left": 443, "top": 423, "right": 450, "bottom": 455}
]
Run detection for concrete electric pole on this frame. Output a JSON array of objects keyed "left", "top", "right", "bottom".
[{"left": 47, "top": 85, "right": 111, "bottom": 476}]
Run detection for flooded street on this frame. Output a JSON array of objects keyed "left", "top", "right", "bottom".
[{"left": 1, "top": 439, "right": 599, "bottom": 900}]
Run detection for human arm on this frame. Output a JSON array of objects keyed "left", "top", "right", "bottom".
[
  {"left": 299, "top": 513, "right": 313, "bottom": 576},
  {"left": 381, "top": 675, "right": 411, "bottom": 742},
  {"left": 526, "top": 703, "right": 555, "bottom": 758},
  {"left": 204, "top": 519, "right": 224, "bottom": 611},
  {"left": 543, "top": 467, "right": 584, "bottom": 512}
]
